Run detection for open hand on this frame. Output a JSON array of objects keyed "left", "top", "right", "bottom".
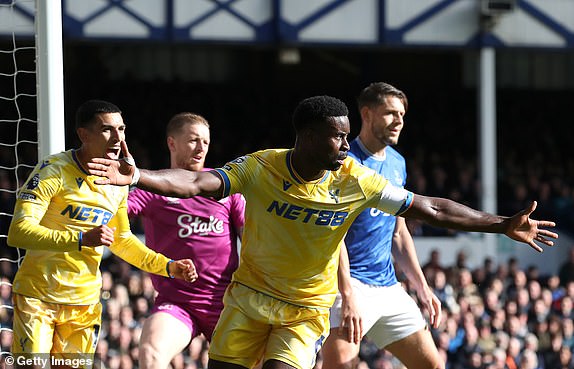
[
  {"left": 88, "top": 141, "right": 135, "bottom": 186},
  {"left": 416, "top": 285, "right": 442, "bottom": 329},
  {"left": 339, "top": 293, "right": 363, "bottom": 344},
  {"left": 506, "top": 201, "right": 558, "bottom": 252}
]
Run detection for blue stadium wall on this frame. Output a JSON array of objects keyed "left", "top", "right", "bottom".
[{"left": 2, "top": 0, "right": 574, "bottom": 48}]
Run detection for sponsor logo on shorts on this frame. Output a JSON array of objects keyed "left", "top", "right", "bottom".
[
  {"left": 157, "top": 303, "right": 174, "bottom": 311},
  {"left": 19, "top": 192, "right": 36, "bottom": 200},
  {"left": 26, "top": 174, "right": 40, "bottom": 190},
  {"left": 165, "top": 197, "right": 180, "bottom": 205}
]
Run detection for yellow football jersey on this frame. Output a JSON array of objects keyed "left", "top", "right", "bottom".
[
  {"left": 214, "top": 149, "right": 411, "bottom": 308},
  {"left": 8, "top": 150, "right": 171, "bottom": 305}
]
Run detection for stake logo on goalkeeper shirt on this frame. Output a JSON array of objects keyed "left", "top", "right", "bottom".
[{"left": 177, "top": 214, "right": 224, "bottom": 237}]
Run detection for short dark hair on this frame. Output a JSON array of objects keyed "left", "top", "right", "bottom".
[
  {"left": 292, "top": 95, "right": 349, "bottom": 132},
  {"left": 166, "top": 113, "right": 209, "bottom": 137},
  {"left": 75, "top": 100, "right": 121, "bottom": 129},
  {"left": 357, "top": 82, "right": 408, "bottom": 112}
]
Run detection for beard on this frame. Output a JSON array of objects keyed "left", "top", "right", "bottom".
[{"left": 327, "top": 162, "right": 342, "bottom": 171}]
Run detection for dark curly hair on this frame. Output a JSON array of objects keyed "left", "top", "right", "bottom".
[{"left": 292, "top": 95, "right": 349, "bottom": 132}]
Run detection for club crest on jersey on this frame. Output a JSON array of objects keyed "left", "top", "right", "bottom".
[
  {"left": 393, "top": 169, "right": 403, "bottom": 186},
  {"left": 26, "top": 173, "right": 40, "bottom": 190},
  {"left": 76, "top": 177, "right": 84, "bottom": 188},
  {"left": 282, "top": 179, "right": 292, "bottom": 191}
]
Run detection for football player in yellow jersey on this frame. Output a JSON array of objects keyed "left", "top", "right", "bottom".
[
  {"left": 7, "top": 100, "right": 197, "bottom": 366},
  {"left": 88, "top": 95, "right": 557, "bottom": 369}
]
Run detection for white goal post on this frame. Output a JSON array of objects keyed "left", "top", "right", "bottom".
[
  {"left": 36, "top": 0, "right": 65, "bottom": 158},
  {"left": 0, "top": 0, "right": 64, "bottom": 356}
]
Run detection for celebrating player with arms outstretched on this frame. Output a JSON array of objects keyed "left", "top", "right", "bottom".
[{"left": 89, "top": 95, "right": 557, "bottom": 369}]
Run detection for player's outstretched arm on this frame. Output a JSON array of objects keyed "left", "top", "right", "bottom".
[
  {"left": 403, "top": 196, "right": 557, "bottom": 252},
  {"left": 88, "top": 141, "right": 223, "bottom": 199}
]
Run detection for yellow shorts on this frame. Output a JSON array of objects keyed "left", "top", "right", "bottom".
[
  {"left": 12, "top": 294, "right": 102, "bottom": 357},
  {"left": 209, "top": 282, "right": 330, "bottom": 369}
]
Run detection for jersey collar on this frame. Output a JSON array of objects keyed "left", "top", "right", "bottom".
[
  {"left": 286, "top": 149, "right": 329, "bottom": 185},
  {"left": 356, "top": 137, "right": 387, "bottom": 161},
  {"left": 72, "top": 149, "right": 90, "bottom": 175}
]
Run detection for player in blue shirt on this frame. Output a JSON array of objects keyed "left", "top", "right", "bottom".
[{"left": 322, "top": 83, "right": 443, "bottom": 369}]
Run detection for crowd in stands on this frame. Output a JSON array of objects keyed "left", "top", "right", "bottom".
[
  {"left": 96, "top": 246, "right": 574, "bottom": 369},
  {"left": 2, "top": 243, "right": 574, "bottom": 369}
]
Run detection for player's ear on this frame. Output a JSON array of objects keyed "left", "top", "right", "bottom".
[
  {"left": 301, "top": 127, "right": 316, "bottom": 144},
  {"left": 77, "top": 127, "right": 89, "bottom": 144},
  {"left": 166, "top": 136, "right": 176, "bottom": 152},
  {"left": 360, "top": 106, "right": 371, "bottom": 123}
]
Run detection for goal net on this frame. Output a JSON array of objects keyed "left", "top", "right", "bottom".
[{"left": 0, "top": 0, "right": 64, "bottom": 357}]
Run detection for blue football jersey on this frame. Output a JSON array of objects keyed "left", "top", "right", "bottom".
[{"left": 345, "top": 138, "right": 407, "bottom": 286}]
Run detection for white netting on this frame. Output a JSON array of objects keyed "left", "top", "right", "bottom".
[{"left": 0, "top": 0, "right": 37, "bottom": 356}]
